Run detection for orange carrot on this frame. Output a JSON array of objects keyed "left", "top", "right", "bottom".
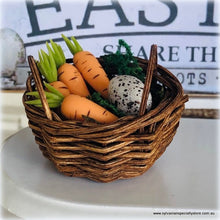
[
  {"left": 62, "top": 34, "right": 109, "bottom": 99},
  {"left": 61, "top": 94, "right": 118, "bottom": 123},
  {"left": 49, "top": 81, "right": 70, "bottom": 97},
  {"left": 74, "top": 51, "right": 109, "bottom": 98},
  {"left": 58, "top": 63, "right": 90, "bottom": 97},
  {"left": 46, "top": 40, "right": 90, "bottom": 97},
  {"left": 26, "top": 87, "right": 118, "bottom": 124}
]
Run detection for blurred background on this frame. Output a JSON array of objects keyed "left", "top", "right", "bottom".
[{"left": 0, "top": 0, "right": 219, "bottom": 141}]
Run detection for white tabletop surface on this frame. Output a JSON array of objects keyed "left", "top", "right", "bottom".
[{"left": 1, "top": 118, "right": 219, "bottom": 219}]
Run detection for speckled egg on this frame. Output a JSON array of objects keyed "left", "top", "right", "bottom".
[{"left": 108, "top": 75, "right": 152, "bottom": 115}]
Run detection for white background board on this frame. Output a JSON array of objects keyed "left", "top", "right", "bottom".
[{"left": 0, "top": 0, "right": 219, "bottom": 93}]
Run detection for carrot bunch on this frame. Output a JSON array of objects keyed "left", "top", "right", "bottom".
[
  {"left": 38, "top": 40, "right": 90, "bottom": 97},
  {"left": 25, "top": 82, "right": 118, "bottom": 124},
  {"left": 26, "top": 35, "right": 118, "bottom": 124},
  {"left": 37, "top": 41, "right": 69, "bottom": 97},
  {"left": 62, "top": 34, "right": 110, "bottom": 99}
]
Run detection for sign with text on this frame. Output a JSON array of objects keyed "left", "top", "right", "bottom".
[{"left": 1, "top": 0, "right": 219, "bottom": 93}]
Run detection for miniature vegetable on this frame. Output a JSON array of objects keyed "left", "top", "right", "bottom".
[
  {"left": 25, "top": 86, "right": 118, "bottom": 124},
  {"left": 61, "top": 94, "right": 118, "bottom": 123},
  {"left": 46, "top": 40, "right": 90, "bottom": 97},
  {"left": 37, "top": 48, "right": 71, "bottom": 96},
  {"left": 49, "top": 81, "right": 70, "bottom": 97},
  {"left": 62, "top": 34, "right": 109, "bottom": 99},
  {"left": 57, "top": 63, "right": 90, "bottom": 97}
]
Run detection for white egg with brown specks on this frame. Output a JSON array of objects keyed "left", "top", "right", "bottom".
[{"left": 108, "top": 75, "right": 152, "bottom": 115}]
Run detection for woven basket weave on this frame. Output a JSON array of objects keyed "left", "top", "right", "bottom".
[{"left": 23, "top": 55, "right": 188, "bottom": 183}]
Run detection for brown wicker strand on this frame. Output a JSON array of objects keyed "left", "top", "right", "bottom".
[
  {"left": 23, "top": 54, "right": 188, "bottom": 183},
  {"left": 139, "top": 44, "right": 157, "bottom": 117},
  {"left": 27, "top": 56, "right": 52, "bottom": 120}
]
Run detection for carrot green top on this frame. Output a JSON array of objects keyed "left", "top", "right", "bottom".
[
  {"left": 61, "top": 34, "right": 83, "bottom": 55},
  {"left": 37, "top": 49, "right": 57, "bottom": 83},
  {"left": 46, "top": 40, "right": 66, "bottom": 68},
  {"left": 25, "top": 82, "right": 64, "bottom": 108},
  {"left": 37, "top": 40, "right": 66, "bottom": 83}
]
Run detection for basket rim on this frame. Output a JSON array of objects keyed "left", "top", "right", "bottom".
[{"left": 23, "top": 55, "right": 188, "bottom": 128}]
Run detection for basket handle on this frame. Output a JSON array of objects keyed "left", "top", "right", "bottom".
[
  {"left": 139, "top": 45, "right": 157, "bottom": 133},
  {"left": 28, "top": 55, "right": 53, "bottom": 120},
  {"left": 139, "top": 44, "right": 157, "bottom": 116}
]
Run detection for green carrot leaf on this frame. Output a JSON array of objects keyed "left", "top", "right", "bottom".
[
  {"left": 47, "top": 40, "right": 66, "bottom": 68},
  {"left": 48, "top": 49, "right": 57, "bottom": 82},
  {"left": 62, "top": 34, "right": 82, "bottom": 55},
  {"left": 70, "top": 36, "right": 83, "bottom": 52},
  {"left": 31, "top": 102, "right": 61, "bottom": 108},
  {"left": 62, "top": 34, "right": 77, "bottom": 55},
  {"left": 25, "top": 98, "right": 61, "bottom": 108},
  {"left": 26, "top": 91, "right": 62, "bottom": 101},
  {"left": 57, "top": 44, "right": 66, "bottom": 63},
  {"left": 37, "top": 48, "right": 58, "bottom": 83},
  {"left": 41, "top": 49, "right": 50, "bottom": 69},
  {"left": 25, "top": 86, "right": 64, "bottom": 109},
  {"left": 44, "top": 82, "right": 64, "bottom": 99}
]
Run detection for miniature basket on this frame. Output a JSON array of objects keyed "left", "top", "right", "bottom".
[{"left": 23, "top": 52, "right": 188, "bottom": 183}]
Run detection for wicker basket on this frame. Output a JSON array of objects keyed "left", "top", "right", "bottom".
[{"left": 23, "top": 53, "right": 188, "bottom": 183}]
